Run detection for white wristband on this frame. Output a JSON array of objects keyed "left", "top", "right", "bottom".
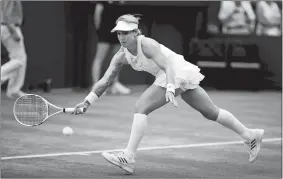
[
  {"left": 166, "top": 83, "right": 175, "bottom": 95},
  {"left": 85, "top": 92, "right": 98, "bottom": 105}
]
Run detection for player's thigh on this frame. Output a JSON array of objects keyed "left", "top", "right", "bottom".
[
  {"left": 135, "top": 84, "right": 167, "bottom": 115},
  {"left": 135, "top": 84, "right": 183, "bottom": 115},
  {"left": 181, "top": 86, "right": 219, "bottom": 120}
]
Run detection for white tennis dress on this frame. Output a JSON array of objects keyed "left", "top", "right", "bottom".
[{"left": 122, "top": 35, "right": 204, "bottom": 90}]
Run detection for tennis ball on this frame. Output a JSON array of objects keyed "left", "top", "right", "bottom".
[{"left": 63, "top": 127, "right": 73, "bottom": 136}]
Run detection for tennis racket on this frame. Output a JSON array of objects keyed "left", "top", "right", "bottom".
[{"left": 13, "top": 94, "right": 85, "bottom": 127}]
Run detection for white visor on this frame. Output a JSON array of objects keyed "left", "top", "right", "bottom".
[{"left": 111, "top": 21, "right": 138, "bottom": 33}]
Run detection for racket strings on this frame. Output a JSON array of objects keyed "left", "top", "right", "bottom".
[{"left": 14, "top": 95, "right": 48, "bottom": 126}]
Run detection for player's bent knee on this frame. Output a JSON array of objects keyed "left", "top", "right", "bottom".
[
  {"left": 134, "top": 108, "right": 150, "bottom": 115},
  {"left": 134, "top": 101, "right": 151, "bottom": 115},
  {"left": 200, "top": 106, "right": 219, "bottom": 121}
]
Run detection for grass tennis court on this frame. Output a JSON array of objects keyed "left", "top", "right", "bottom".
[{"left": 1, "top": 86, "right": 281, "bottom": 178}]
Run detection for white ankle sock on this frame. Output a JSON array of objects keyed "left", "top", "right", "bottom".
[
  {"left": 216, "top": 109, "right": 252, "bottom": 141},
  {"left": 126, "top": 113, "right": 148, "bottom": 156}
]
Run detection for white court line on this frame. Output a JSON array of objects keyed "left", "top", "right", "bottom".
[
  {"left": 77, "top": 153, "right": 91, "bottom": 156},
  {"left": 1, "top": 138, "right": 281, "bottom": 160}
]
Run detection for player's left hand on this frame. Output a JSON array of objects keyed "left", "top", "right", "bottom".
[{"left": 165, "top": 91, "right": 178, "bottom": 108}]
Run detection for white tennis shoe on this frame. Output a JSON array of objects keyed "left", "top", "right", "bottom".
[
  {"left": 101, "top": 151, "right": 135, "bottom": 174},
  {"left": 244, "top": 129, "right": 264, "bottom": 163}
]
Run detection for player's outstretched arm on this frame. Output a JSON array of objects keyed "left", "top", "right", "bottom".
[{"left": 72, "top": 50, "right": 127, "bottom": 115}]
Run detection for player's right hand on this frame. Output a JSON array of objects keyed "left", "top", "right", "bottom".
[
  {"left": 165, "top": 91, "right": 178, "bottom": 108},
  {"left": 72, "top": 100, "right": 90, "bottom": 115}
]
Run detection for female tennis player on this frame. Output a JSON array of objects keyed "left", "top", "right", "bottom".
[{"left": 73, "top": 14, "right": 264, "bottom": 174}]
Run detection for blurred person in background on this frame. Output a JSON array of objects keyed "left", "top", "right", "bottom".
[
  {"left": 218, "top": 1, "right": 256, "bottom": 35},
  {"left": 256, "top": 1, "right": 281, "bottom": 36},
  {"left": 73, "top": 14, "right": 264, "bottom": 174},
  {"left": 92, "top": 0, "right": 131, "bottom": 95},
  {"left": 1, "top": 0, "right": 27, "bottom": 98}
]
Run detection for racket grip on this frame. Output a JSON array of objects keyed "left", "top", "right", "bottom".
[
  {"left": 63, "top": 108, "right": 86, "bottom": 113},
  {"left": 63, "top": 108, "right": 75, "bottom": 113}
]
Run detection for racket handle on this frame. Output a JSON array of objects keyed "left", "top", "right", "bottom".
[
  {"left": 63, "top": 108, "right": 75, "bottom": 113},
  {"left": 63, "top": 108, "right": 86, "bottom": 113}
]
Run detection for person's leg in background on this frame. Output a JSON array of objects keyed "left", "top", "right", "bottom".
[
  {"left": 1, "top": 25, "right": 27, "bottom": 98},
  {"left": 92, "top": 1, "right": 131, "bottom": 95},
  {"left": 108, "top": 43, "right": 131, "bottom": 95},
  {"left": 92, "top": 29, "right": 131, "bottom": 94},
  {"left": 91, "top": 42, "right": 111, "bottom": 84},
  {"left": 91, "top": 40, "right": 131, "bottom": 95}
]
